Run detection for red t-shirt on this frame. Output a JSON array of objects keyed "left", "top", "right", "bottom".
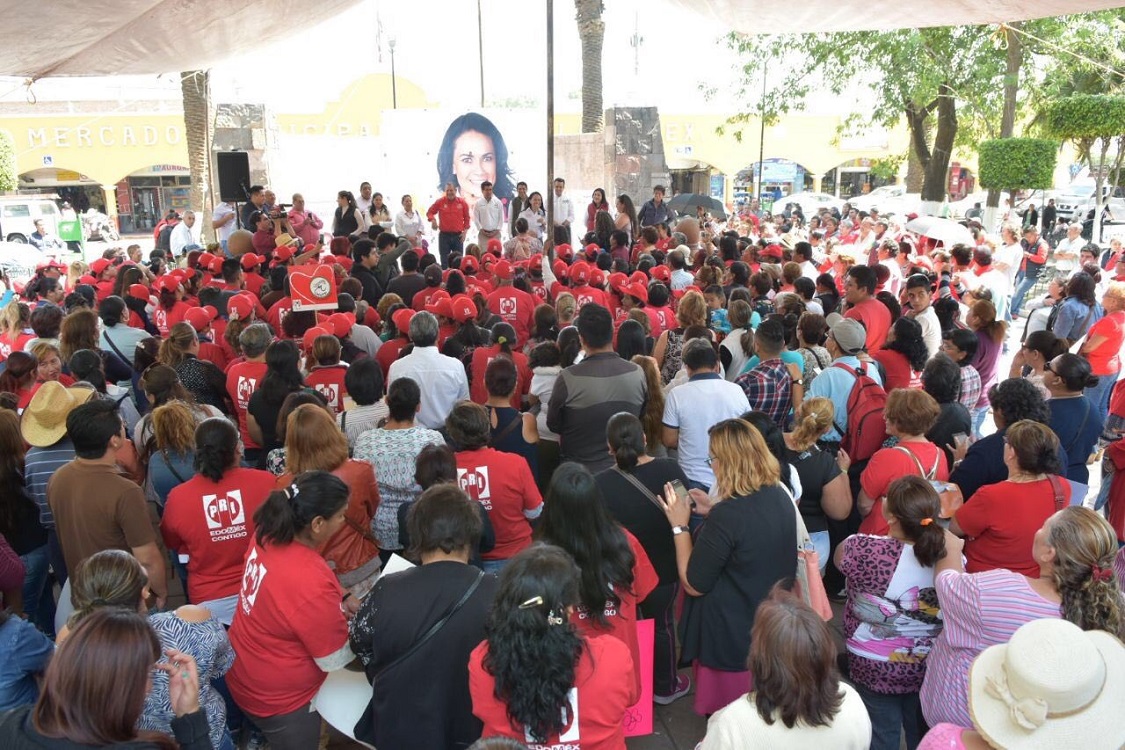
[
  {"left": 1084, "top": 310, "right": 1125, "bottom": 375},
  {"left": 266, "top": 297, "right": 294, "bottom": 336},
  {"left": 18, "top": 375, "right": 76, "bottom": 411},
  {"left": 244, "top": 272, "right": 266, "bottom": 297},
  {"left": 226, "top": 361, "right": 268, "bottom": 449},
  {"left": 413, "top": 287, "right": 443, "bottom": 312},
  {"left": 198, "top": 340, "right": 229, "bottom": 374},
  {"left": 872, "top": 349, "right": 921, "bottom": 392},
  {"left": 568, "top": 530, "right": 658, "bottom": 697},
  {"left": 859, "top": 442, "right": 949, "bottom": 536},
  {"left": 487, "top": 287, "right": 537, "bottom": 347},
  {"left": 956, "top": 477, "right": 1070, "bottom": 577},
  {"left": 455, "top": 447, "right": 542, "bottom": 560},
  {"left": 469, "top": 635, "right": 636, "bottom": 750},
  {"left": 845, "top": 297, "right": 892, "bottom": 352},
  {"left": 650, "top": 306, "right": 675, "bottom": 336},
  {"left": 153, "top": 301, "right": 191, "bottom": 337},
  {"left": 571, "top": 285, "right": 608, "bottom": 313},
  {"left": 226, "top": 540, "right": 350, "bottom": 717},
  {"left": 0, "top": 330, "right": 34, "bottom": 360},
  {"left": 305, "top": 364, "right": 349, "bottom": 413},
  {"left": 470, "top": 346, "right": 531, "bottom": 407},
  {"left": 160, "top": 468, "right": 275, "bottom": 603}
]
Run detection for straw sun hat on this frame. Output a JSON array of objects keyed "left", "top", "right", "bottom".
[
  {"left": 968, "top": 618, "right": 1125, "bottom": 749},
  {"left": 20, "top": 381, "right": 97, "bottom": 447}
]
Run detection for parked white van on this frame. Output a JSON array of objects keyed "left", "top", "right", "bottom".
[{"left": 0, "top": 195, "right": 63, "bottom": 243}]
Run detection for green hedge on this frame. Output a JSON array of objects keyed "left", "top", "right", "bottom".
[
  {"left": 1043, "top": 95, "right": 1125, "bottom": 140},
  {"left": 977, "top": 138, "right": 1057, "bottom": 191},
  {"left": 0, "top": 131, "right": 15, "bottom": 193}
]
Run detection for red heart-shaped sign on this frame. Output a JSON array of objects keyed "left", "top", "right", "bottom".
[{"left": 290, "top": 265, "right": 339, "bottom": 312}]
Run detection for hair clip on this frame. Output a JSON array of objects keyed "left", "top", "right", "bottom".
[
  {"left": 518, "top": 595, "right": 543, "bottom": 610},
  {"left": 919, "top": 517, "right": 935, "bottom": 526},
  {"left": 547, "top": 610, "right": 565, "bottom": 626},
  {"left": 1091, "top": 565, "right": 1114, "bottom": 583},
  {"left": 284, "top": 484, "right": 300, "bottom": 501}
]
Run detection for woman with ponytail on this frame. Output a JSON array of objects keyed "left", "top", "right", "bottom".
[
  {"left": 922, "top": 506, "right": 1124, "bottom": 729},
  {"left": 161, "top": 417, "right": 276, "bottom": 623},
  {"left": 784, "top": 398, "right": 853, "bottom": 569},
  {"left": 156, "top": 322, "right": 231, "bottom": 415},
  {"left": 59, "top": 551, "right": 234, "bottom": 750},
  {"left": 469, "top": 544, "right": 638, "bottom": 748},
  {"left": 226, "top": 471, "right": 354, "bottom": 750},
  {"left": 594, "top": 412, "right": 691, "bottom": 703},
  {"left": 835, "top": 476, "right": 949, "bottom": 750},
  {"left": 469, "top": 322, "right": 531, "bottom": 406}
]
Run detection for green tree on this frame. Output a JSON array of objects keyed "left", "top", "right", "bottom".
[
  {"left": 0, "top": 130, "right": 15, "bottom": 193},
  {"left": 723, "top": 26, "right": 1007, "bottom": 208},
  {"left": 1043, "top": 94, "right": 1125, "bottom": 242},
  {"left": 977, "top": 138, "right": 1057, "bottom": 193}
]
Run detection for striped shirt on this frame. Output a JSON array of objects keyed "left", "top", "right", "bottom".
[
  {"left": 920, "top": 568, "right": 1060, "bottom": 727},
  {"left": 337, "top": 402, "right": 390, "bottom": 448},
  {"left": 25, "top": 439, "right": 76, "bottom": 528}
]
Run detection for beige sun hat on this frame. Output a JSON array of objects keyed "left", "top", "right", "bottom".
[
  {"left": 20, "top": 381, "right": 97, "bottom": 447},
  {"left": 968, "top": 618, "right": 1125, "bottom": 750}
]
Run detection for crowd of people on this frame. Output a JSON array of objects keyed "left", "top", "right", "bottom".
[{"left": 0, "top": 180, "right": 1124, "bottom": 750}]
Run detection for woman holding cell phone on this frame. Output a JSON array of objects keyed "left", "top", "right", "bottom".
[{"left": 658, "top": 418, "right": 798, "bottom": 717}]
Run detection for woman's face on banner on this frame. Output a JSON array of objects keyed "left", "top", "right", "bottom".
[{"left": 453, "top": 129, "right": 497, "bottom": 199}]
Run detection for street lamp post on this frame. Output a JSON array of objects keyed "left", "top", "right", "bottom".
[
  {"left": 388, "top": 38, "right": 397, "bottom": 109},
  {"left": 757, "top": 59, "right": 767, "bottom": 205}
]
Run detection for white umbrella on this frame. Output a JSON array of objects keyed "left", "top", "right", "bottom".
[{"left": 905, "top": 216, "right": 975, "bottom": 247}]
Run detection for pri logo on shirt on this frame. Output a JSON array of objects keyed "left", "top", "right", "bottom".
[
  {"left": 153, "top": 309, "right": 168, "bottom": 332},
  {"left": 457, "top": 465, "right": 492, "bottom": 510},
  {"left": 577, "top": 294, "right": 594, "bottom": 309},
  {"left": 240, "top": 546, "right": 267, "bottom": 614},
  {"left": 236, "top": 375, "right": 258, "bottom": 407},
  {"left": 498, "top": 297, "right": 517, "bottom": 317},
  {"left": 203, "top": 490, "right": 246, "bottom": 540},
  {"left": 523, "top": 687, "right": 580, "bottom": 747},
  {"left": 314, "top": 383, "right": 338, "bottom": 405}
]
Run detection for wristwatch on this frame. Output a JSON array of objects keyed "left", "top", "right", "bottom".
[
  {"left": 672, "top": 525, "right": 690, "bottom": 536},
  {"left": 793, "top": 378, "right": 804, "bottom": 386}
]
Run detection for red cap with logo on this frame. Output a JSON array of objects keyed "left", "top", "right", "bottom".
[
  {"left": 89, "top": 258, "right": 112, "bottom": 276},
  {"left": 240, "top": 253, "right": 263, "bottom": 271},
  {"left": 184, "top": 305, "right": 218, "bottom": 332},
  {"left": 128, "top": 283, "right": 151, "bottom": 302},
  {"left": 227, "top": 293, "right": 255, "bottom": 321},
  {"left": 487, "top": 238, "right": 503, "bottom": 254},
  {"left": 568, "top": 261, "right": 590, "bottom": 285},
  {"left": 302, "top": 326, "right": 331, "bottom": 352},
  {"left": 392, "top": 308, "right": 415, "bottom": 335},
  {"left": 624, "top": 282, "right": 649, "bottom": 304},
  {"left": 651, "top": 265, "right": 671, "bottom": 282},
  {"left": 327, "top": 313, "right": 354, "bottom": 338},
  {"left": 492, "top": 259, "right": 513, "bottom": 280},
  {"left": 450, "top": 295, "right": 478, "bottom": 324}
]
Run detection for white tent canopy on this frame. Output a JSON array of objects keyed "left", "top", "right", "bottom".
[
  {"left": 0, "top": 0, "right": 361, "bottom": 79},
  {"left": 668, "top": 0, "right": 1123, "bottom": 33}
]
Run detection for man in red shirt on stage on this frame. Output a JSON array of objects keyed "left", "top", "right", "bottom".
[{"left": 426, "top": 182, "right": 471, "bottom": 269}]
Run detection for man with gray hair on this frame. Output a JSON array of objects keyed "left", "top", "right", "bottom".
[
  {"left": 663, "top": 337, "right": 750, "bottom": 490},
  {"left": 226, "top": 323, "right": 273, "bottom": 464},
  {"left": 169, "top": 209, "right": 201, "bottom": 257},
  {"left": 1053, "top": 222, "right": 1084, "bottom": 275},
  {"left": 387, "top": 311, "right": 469, "bottom": 429}
]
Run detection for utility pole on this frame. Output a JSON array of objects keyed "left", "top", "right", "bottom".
[
  {"left": 477, "top": 0, "right": 486, "bottom": 108},
  {"left": 388, "top": 37, "right": 397, "bottom": 109},
  {"left": 757, "top": 59, "right": 767, "bottom": 204},
  {"left": 546, "top": 0, "right": 554, "bottom": 256}
]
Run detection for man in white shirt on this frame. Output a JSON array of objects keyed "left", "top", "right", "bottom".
[
  {"left": 356, "top": 181, "right": 374, "bottom": 222},
  {"left": 393, "top": 194, "right": 426, "bottom": 245},
  {"left": 1053, "top": 222, "right": 1084, "bottom": 275},
  {"left": 904, "top": 274, "right": 942, "bottom": 359},
  {"left": 794, "top": 241, "right": 820, "bottom": 280},
  {"left": 662, "top": 338, "right": 751, "bottom": 491},
  {"left": 473, "top": 180, "right": 505, "bottom": 251},
  {"left": 387, "top": 311, "right": 469, "bottom": 429},
  {"left": 169, "top": 210, "right": 201, "bottom": 257},
  {"left": 552, "top": 177, "right": 574, "bottom": 247},
  {"left": 211, "top": 202, "right": 237, "bottom": 254}
]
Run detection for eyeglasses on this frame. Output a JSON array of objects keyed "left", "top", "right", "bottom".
[
  {"left": 1043, "top": 361, "right": 1056, "bottom": 374},
  {"left": 705, "top": 456, "right": 717, "bottom": 466}
]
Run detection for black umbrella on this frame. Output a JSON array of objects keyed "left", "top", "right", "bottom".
[{"left": 667, "top": 193, "right": 727, "bottom": 219}]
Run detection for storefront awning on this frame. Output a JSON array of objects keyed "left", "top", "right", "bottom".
[
  {"left": 0, "top": 0, "right": 362, "bottom": 78},
  {"left": 667, "top": 0, "right": 1122, "bottom": 32}
]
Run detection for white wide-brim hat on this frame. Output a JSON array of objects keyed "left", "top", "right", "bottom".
[{"left": 968, "top": 618, "right": 1125, "bottom": 750}]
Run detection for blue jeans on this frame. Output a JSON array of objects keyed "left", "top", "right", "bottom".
[
  {"left": 20, "top": 544, "right": 54, "bottom": 636},
  {"left": 855, "top": 683, "right": 927, "bottom": 750},
  {"left": 809, "top": 530, "right": 830, "bottom": 575},
  {"left": 481, "top": 558, "right": 508, "bottom": 575},
  {"left": 971, "top": 406, "right": 990, "bottom": 439},
  {"left": 1086, "top": 372, "right": 1117, "bottom": 418},
  {"left": 1011, "top": 273, "right": 1039, "bottom": 316}
]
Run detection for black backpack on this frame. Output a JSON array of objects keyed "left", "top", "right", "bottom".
[{"left": 156, "top": 223, "right": 176, "bottom": 252}]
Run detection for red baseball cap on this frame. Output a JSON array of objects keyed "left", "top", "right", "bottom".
[
  {"left": 584, "top": 243, "right": 600, "bottom": 260},
  {"left": 555, "top": 243, "right": 573, "bottom": 259},
  {"left": 651, "top": 266, "right": 671, "bottom": 283},
  {"left": 461, "top": 256, "right": 479, "bottom": 274},
  {"left": 629, "top": 271, "right": 648, "bottom": 286},
  {"left": 153, "top": 276, "right": 180, "bottom": 293},
  {"left": 227, "top": 293, "right": 255, "bottom": 321},
  {"left": 552, "top": 259, "right": 568, "bottom": 279},
  {"left": 391, "top": 308, "right": 415, "bottom": 335},
  {"left": 197, "top": 252, "right": 216, "bottom": 269},
  {"left": 363, "top": 307, "right": 380, "bottom": 328},
  {"left": 240, "top": 253, "right": 263, "bottom": 271},
  {"left": 35, "top": 258, "right": 67, "bottom": 272},
  {"left": 128, "top": 283, "right": 151, "bottom": 302},
  {"left": 624, "top": 282, "right": 649, "bottom": 304},
  {"left": 274, "top": 245, "right": 295, "bottom": 263},
  {"left": 78, "top": 274, "right": 98, "bottom": 286},
  {"left": 327, "top": 313, "right": 354, "bottom": 339},
  {"left": 760, "top": 244, "right": 783, "bottom": 260},
  {"left": 89, "top": 258, "right": 112, "bottom": 276},
  {"left": 492, "top": 259, "right": 513, "bottom": 280},
  {"left": 302, "top": 326, "right": 331, "bottom": 352},
  {"left": 450, "top": 295, "right": 477, "bottom": 324},
  {"left": 608, "top": 272, "right": 628, "bottom": 294},
  {"left": 207, "top": 256, "right": 224, "bottom": 274},
  {"left": 529, "top": 253, "right": 543, "bottom": 271},
  {"left": 568, "top": 261, "right": 590, "bottom": 285},
  {"left": 184, "top": 305, "right": 218, "bottom": 332},
  {"left": 589, "top": 269, "right": 605, "bottom": 288},
  {"left": 427, "top": 297, "right": 454, "bottom": 319},
  {"left": 486, "top": 238, "right": 503, "bottom": 254}
]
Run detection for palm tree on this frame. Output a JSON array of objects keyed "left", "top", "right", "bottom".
[
  {"left": 574, "top": 0, "right": 605, "bottom": 133},
  {"left": 180, "top": 70, "right": 213, "bottom": 242}
]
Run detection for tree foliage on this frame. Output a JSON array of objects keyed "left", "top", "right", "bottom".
[
  {"left": 977, "top": 138, "right": 1057, "bottom": 191},
  {"left": 1043, "top": 95, "right": 1125, "bottom": 141},
  {"left": 0, "top": 130, "right": 15, "bottom": 193}
]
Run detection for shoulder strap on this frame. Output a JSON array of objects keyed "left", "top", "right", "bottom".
[
  {"left": 893, "top": 445, "right": 932, "bottom": 479},
  {"left": 340, "top": 411, "right": 348, "bottom": 432},
  {"left": 374, "top": 570, "right": 485, "bottom": 680},
  {"left": 1047, "top": 474, "right": 1067, "bottom": 511},
  {"left": 612, "top": 466, "right": 666, "bottom": 512},
  {"left": 102, "top": 328, "right": 130, "bottom": 363},
  {"left": 160, "top": 450, "right": 189, "bottom": 484},
  {"left": 488, "top": 407, "right": 524, "bottom": 446}
]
